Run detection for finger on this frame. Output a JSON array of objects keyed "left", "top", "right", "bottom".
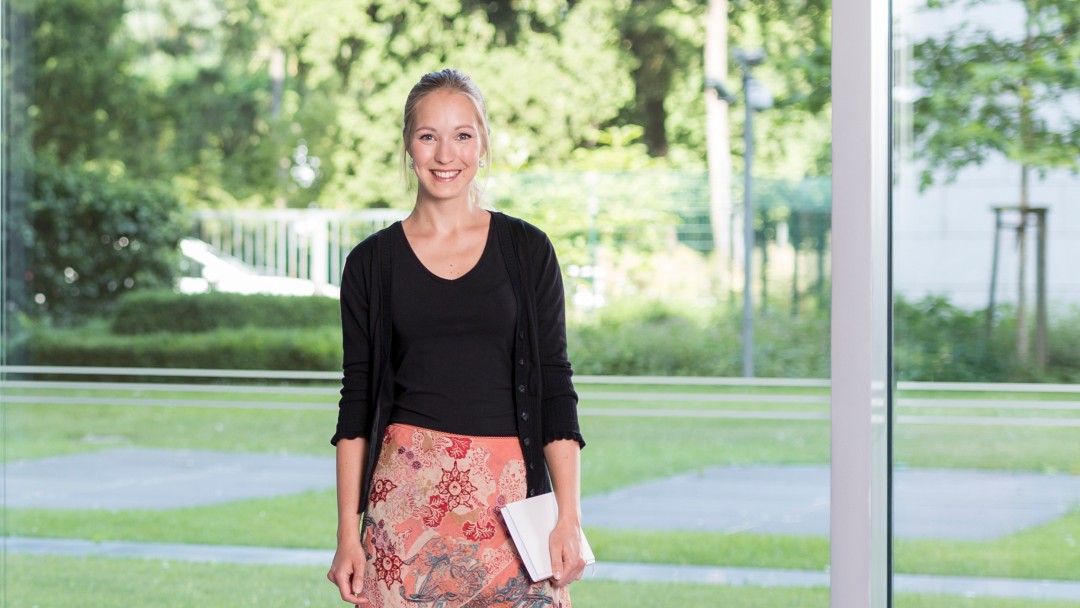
[
  {"left": 549, "top": 541, "right": 565, "bottom": 584},
  {"left": 335, "top": 570, "right": 359, "bottom": 604},
  {"left": 571, "top": 553, "right": 587, "bottom": 581}
]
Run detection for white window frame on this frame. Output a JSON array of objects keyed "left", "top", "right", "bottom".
[{"left": 830, "top": 0, "right": 893, "bottom": 606}]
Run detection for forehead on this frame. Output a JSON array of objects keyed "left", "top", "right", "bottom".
[{"left": 412, "top": 90, "right": 480, "bottom": 129}]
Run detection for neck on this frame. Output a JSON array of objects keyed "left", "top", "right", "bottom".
[{"left": 406, "top": 198, "right": 487, "bottom": 233}]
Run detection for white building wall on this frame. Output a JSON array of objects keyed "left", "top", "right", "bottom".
[
  {"left": 893, "top": 158, "right": 1080, "bottom": 309},
  {"left": 892, "top": 0, "right": 1080, "bottom": 310}
]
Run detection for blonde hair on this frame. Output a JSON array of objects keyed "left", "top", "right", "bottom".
[{"left": 401, "top": 68, "right": 492, "bottom": 204}]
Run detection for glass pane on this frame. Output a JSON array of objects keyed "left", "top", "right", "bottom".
[
  {"left": 893, "top": 0, "right": 1080, "bottom": 605},
  {"left": 2, "top": 1, "right": 832, "bottom": 606}
]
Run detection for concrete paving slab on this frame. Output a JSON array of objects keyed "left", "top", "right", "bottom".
[
  {"left": 8, "top": 449, "right": 1080, "bottom": 542},
  {"left": 582, "top": 465, "right": 1080, "bottom": 540},
  {"left": 8, "top": 537, "right": 1080, "bottom": 601},
  {"left": 4, "top": 447, "right": 334, "bottom": 509}
]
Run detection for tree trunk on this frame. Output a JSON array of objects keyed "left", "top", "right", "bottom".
[
  {"left": 705, "top": 0, "right": 732, "bottom": 291},
  {"left": 1016, "top": 10, "right": 1034, "bottom": 362},
  {"left": 1016, "top": 164, "right": 1029, "bottom": 361}
]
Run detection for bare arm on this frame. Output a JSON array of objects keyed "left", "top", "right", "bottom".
[
  {"left": 327, "top": 437, "right": 369, "bottom": 605},
  {"left": 544, "top": 438, "right": 586, "bottom": 587}
]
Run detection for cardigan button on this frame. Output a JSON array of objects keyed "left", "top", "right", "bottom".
[
  {"left": 518, "top": 358, "right": 525, "bottom": 366},
  {"left": 518, "top": 384, "right": 526, "bottom": 393},
  {"left": 523, "top": 438, "right": 531, "bottom": 446},
  {"left": 529, "top": 463, "right": 534, "bottom": 470},
  {"left": 518, "top": 331, "right": 525, "bottom": 340},
  {"left": 521, "top": 411, "right": 529, "bottom": 421},
  {"left": 529, "top": 488, "right": 536, "bottom": 496}
]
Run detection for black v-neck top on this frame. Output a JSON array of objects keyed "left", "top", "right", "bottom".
[{"left": 387, "top": 215, "right": 518, "bottom": 436}]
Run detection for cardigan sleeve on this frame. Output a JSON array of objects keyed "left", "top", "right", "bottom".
[
  {"left": 331, "top": 245, "right": 376, "bottom": 446},
  {"left": 528, "top": 228, "right": 585, "bottom": 449}
]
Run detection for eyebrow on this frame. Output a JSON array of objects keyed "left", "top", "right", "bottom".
[{"left": 415, "top": 125, "right": 477, "bottom": 132}]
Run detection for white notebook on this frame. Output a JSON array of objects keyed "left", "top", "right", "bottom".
[{"left": 500, "top": 492, "right": 596, "bottom": 583}]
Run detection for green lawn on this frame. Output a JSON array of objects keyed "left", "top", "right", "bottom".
[
  {"left": 4, "top": 381, "right": 1080, "bottom": 589},
  {"left": 6, "top": 555, "right": 1080, "bottom": 608}
]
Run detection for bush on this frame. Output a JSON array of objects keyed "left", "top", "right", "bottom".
[
  {"left": 110, "top": 289, "right": 339, "bottom": 335},
  {"left": 27, "top": 155, "right": 189, "bottom": 323},
  {"left": 893, "top": 296, "right": 1006, "bottom": 382},
  {"left": 567, "top": 300, "right": 829, "bottom": 377},
  {"left": 23, "top": 287, "right": 1080, "bottom": 382},
  {"left": 27, "top": 319, "right": 340, "bottom": 371},
  {"left": 893, "top": 295, "right": 1080, "bottom": 383}
]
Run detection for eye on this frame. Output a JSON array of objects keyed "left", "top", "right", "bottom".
[
  {"left": 456, "top": 133, "right": 472, "bottom": 141},
  {"left": 418, "top": 134, "right": 434, "bottom": 141}
]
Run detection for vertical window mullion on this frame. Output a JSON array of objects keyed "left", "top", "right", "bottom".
[{"left": 830, "top": 0, "right": 892, "bottom": 605}]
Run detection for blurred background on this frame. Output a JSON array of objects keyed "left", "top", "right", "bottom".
[{"left": 0, "top": 0, "right": 1077, "bottom": 606}]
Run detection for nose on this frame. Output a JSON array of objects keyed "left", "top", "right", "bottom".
[{"left": 434, "top": 140, "right": 452, "bottom": 164}]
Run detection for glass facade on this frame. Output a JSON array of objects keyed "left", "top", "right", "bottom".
[
  {"left": 892, "top": 0, "right": 1080, "bottom": 605},
  {"left": 2, "top": 1, "right": 835, "bottom": 606}
]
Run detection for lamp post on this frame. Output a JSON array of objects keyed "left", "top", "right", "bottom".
[
  {"left": 738, "top": 49, "right": 771, "bottom": 377},
  {"left": 710, "top": 49, "right": 771, "bottom": 377}
]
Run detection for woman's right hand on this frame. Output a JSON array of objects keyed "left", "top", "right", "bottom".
[{"left": 327, "top": 539, "right": 369, "bottom": 605}]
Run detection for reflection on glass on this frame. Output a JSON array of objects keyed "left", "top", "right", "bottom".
[
  {"left": 2, "top": 1, "right": 836, "bottom": 605},
  {"left": 893, "top": 0, "right": 1080, "bottom": 604}
]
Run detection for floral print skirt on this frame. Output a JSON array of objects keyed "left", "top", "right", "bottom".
[{"left": 360, "top": 423, "right": 571, "bottom": 608}]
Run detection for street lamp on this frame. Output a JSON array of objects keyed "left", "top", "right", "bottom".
[{"left": 708, "top": 49, "right": 772, "bottom": 377}]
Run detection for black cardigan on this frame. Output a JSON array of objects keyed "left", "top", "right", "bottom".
[{"left": 331, "top": 211, "right": 585, "bottom": 513}]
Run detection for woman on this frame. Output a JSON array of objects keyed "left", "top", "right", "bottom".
[{"left": 327, "top": 68, "right": 587, "bottom": 608}]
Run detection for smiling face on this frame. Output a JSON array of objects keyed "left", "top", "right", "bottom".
[{"left": 406, "top": 90, "right": 485, "bottom": 207}]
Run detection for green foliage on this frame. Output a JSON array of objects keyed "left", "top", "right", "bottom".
[
  {"left": 23, "top": 284, "right": 1080, "bottom": 382},
  {"left": 26, "top": 156, "right": 189, "bottom": 323},
  {"left": 21, "top": 0, "right": 837, "bottom": 215},
  {"left": 894, "top": 296, "right": 1006, "bottom": 382},
  {"left": 26, "top": 0, "right": 156, "bottom": 169},
  {"left": 912, "top": 0, "right": 1080, "bottom": 188},
  {"left": 25, "top": 289, "right": 337, "bottom": 370},
  {"left": 729, "top": 0, "right": 834, "bottom": 177},
  {"left": 894, "top": 296, "right": 1080, "bottom": 383},
  {"left": 489, "top": 170, "right": 690, "bottom": 267},
  {"left": 109, "top": 289, "right": 338, "bottom": 335},
  {"left": 27, "top": 321, "right": 339, "bottom": 371},
  {"left": 567, "top": 299, "right": 830, "bottom": 377}
]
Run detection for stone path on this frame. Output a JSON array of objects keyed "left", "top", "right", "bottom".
[
  {"left": 5, "top": 447, "right": 332, "bottom": 509},
  {"left": 582, "top": 464, "right": 1080, "bottom": 540},
  {"left": 8, "top": 537, "right": 1080, "bottom": 601},
  {"left": 6, "top": 447, "right": 1080, "bottom": 601},
  {"left": 9, "top": 448, "right": 1080, "bottom": 541}
]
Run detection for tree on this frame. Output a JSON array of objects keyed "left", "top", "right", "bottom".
[
  {"left": 252, "top": 0, "right": 637, "bottom": 208},
  {"left": 912, "top": 0, "right": 1080, "bottom": 364},
  {"left": 27, "top": 155, "right": 189, "bottom": 323},
  {"left": 27, "top": 0, "right": 160, "bottom": 171}
]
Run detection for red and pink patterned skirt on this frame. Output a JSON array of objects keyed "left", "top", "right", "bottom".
[{"left": 360, "top": 423, "right": 571, "bottom": 608}]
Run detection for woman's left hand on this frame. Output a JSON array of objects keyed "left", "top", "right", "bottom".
[{"left": 547, "top": 519, "right": 586, "bottom": 587}]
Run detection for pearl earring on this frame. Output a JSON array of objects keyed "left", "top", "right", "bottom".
[
  {"left": 409, "top": 160, "right": 414, "bottom": 169},
  {"left": 479, "top": 159, "right": 486, "bottom": 168}
]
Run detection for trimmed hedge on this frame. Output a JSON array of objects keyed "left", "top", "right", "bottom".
[
  {"left": 23, "top": 290, "right": 1080, "bottom": 382},
  {"left": 29, "top": 320, "right": 340, "bottom": 371},
  {"left": 110, "top": 289, "right": 339, "bottom": 335}
]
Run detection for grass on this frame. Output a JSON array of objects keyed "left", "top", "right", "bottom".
[
  {"left": 6, "top": 555, "right": 1080, "bottom": 608},
  {"left": 8, "top": 497, "right": 1079, "bottom": 581},
  {"left": 8, "top": 381, "right": 1080, "bottom": 478},
  {"left": 894, "top": 508, "right": 1080, "bottom": 580},
  {"left": 586, "top": 510, "right": 1080, "bottom": 581},
  {"left": 4, "top": 381, "right": 1080, "bottom": 589},
  {"left": 7, "top": 488, "right": 339, "bottom": 548}
]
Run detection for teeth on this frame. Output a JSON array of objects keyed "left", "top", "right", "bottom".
[{"left": 434, "top": 170, "right": 459, "bottom": 178}]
